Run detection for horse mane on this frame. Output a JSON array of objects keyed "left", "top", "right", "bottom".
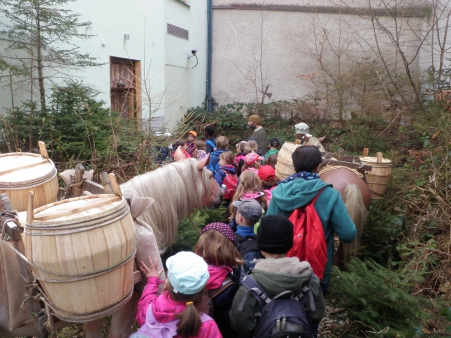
[
  {"left": 121, "top": 158, "right": 211, "bottom": 249},
  {"left": 342, "top": 184, "right": 367, "bottom": 262},
  {"left": 306, "top": 137, "right": 326, "bottom": 152}
]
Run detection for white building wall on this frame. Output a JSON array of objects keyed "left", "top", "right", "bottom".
[{"left": 0, "top": 0, "right": 208, "bottom": 132}]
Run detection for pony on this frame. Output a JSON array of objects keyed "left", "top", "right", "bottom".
[
  {"left": 0, "top": 155, "right": 221, "bottom": 338},
  {"left": 319, "top": 166, "right": 370, "bottom": 263}
]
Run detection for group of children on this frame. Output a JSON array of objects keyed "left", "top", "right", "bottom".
[
  {"left": 133, "top": 215, "right": 325, "bottom": 338},
  {"left": 130, "top": 125, "right": 328, "bottom": 338}
]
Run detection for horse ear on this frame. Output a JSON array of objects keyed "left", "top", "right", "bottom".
[
  {"left": 174, "top": 146, "right": 186, "bottom": 161},
  {"left": 318, "top": 136, "right": 326, "bottom": 142},
  {"left": 197, "top": 153, "right": 210, "bottom": 170}
]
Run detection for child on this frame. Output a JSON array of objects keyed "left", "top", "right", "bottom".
[
  {"left": 241, "top": 152, "right": 262, "bottom": 174},
  {"left": 196, "top": 140, "right": 207, "bottom": 160},
  {"left": 134, "top": 251, "right": 222, "bottom": 338},
  {"left": 237, "top": 140, "right": 259, "bottom": 175},
  {"left": 228, "top": 215, "right": 326, "bottom": 338},
  {"left": 204, "top": 125, "right": 216, "bottom": 153},
  {"left": 235, "top": 141, "right": 246, "bottom": 165},
  {"left": 232, "top": 199, "right": 263, "bottom": 273},
  {"left": 185, "top": 131, "right": 197, "bottom": 158},
  {"left": 214, "top": 151, "right": 238, "bottom": 203},
  {"left": 172, "top": 140, "right": 191, "bottom": 159},
  {"left": 194, "top": 223, "right": 243, "bottom": 338},
  {"left": 228, "top": 170, "right": 266, "bottom": 229},
  {"left": 257, "top": 165, "right": 279, "bottom": 208},
  {"left": 265, "top": 153, "right": 278, "bottom": 169},
  {"left": 264, "top": 137, "right": 280, "bottom": 161},
  {"left": 208, "top": 136, "right": 229, "bottom": 175}
]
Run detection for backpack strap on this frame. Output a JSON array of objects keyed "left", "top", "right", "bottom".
[
  {"left": 238, "top": 275, "right": 271, "bottom": 311},
  {"left": 206, "top": 139, "right": 216, "bottom": 150},
  {"left": 295, "top": 274, "right": 316, "bottom": 312},
  {"left": 310, "top": 188, "right": 325, "bottom": 205},
  {"left": 208, "top": 277, "right": 235, "bottom": 299}
]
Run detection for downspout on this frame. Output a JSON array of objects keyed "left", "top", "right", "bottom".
[{"left": 206, "top": 0, "right": 213, "bottom": 111}]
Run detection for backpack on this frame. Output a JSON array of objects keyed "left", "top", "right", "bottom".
[
  {"left": 130, "top": 304, "right": 212, "bottom": 338},
  {"left": 222, "top": 170, "right": 238, "bottom": 200},
  {"left": 287, "top": 189, "right": 327, "bottom": 280},
  {"left": 207, "top": 150, "right": 221, "bottom": 174},
  {"left": 238, "top": 274, "right": 315, "bottom": 338},
  {"left": 235, "top": 234, "right": 264, "bottom": 278}
]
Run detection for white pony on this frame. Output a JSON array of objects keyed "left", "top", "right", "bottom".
[{"left": 0, "top": 154, "right": 221, "bottom": 338}]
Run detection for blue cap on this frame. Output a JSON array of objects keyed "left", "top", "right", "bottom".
[{"left": 166, "top": 251, "right": 209, "bottom": 295}]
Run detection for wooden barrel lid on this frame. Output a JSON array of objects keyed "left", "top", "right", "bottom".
[
  {"left": 0, "top": 153, "right": 57, "bottom": 189},
  {"left": 27, "top": 194, "right": 128, "bottom": 230},
  {"left": 360, "top": 156, "right": 392, "bottom": 165}
]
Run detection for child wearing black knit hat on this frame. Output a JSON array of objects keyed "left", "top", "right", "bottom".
[{"left": 229, "top": 215, "right": 326, "bottom": 338}]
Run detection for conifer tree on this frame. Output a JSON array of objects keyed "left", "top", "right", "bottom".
[{"left": 0, "top": 0, "right": 100, "bottom": 109}]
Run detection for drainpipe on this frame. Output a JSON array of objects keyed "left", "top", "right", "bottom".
[{"left": 206, "top": 0, "right": 213, "bottom": 112}]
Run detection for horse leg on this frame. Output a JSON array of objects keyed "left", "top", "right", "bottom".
[
  {"left": 106, "top": 292, "right": 140, "bottom": 338},
  {"left": 85, "top": 317, "right": 105, "bottom": 338},
  {"left": 333, "top": 242, "right": 344, "bottom": 266}
]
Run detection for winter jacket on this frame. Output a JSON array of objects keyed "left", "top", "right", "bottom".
[
  {"left": 214, "top": 165, "right": 237, "bottom": 187},
  {"left": 235, "top": 154, "right": 245, "bottom": 165},
  {"left": 264, "top": 148, "right": 279, "bottom": 160},
  {"left": 229, "top": 257, "right": 325, "bottom": 337},
  {"left": 185, "top": 141, "right": 196, "bottom": 158},
  {"left": 136, "top": 277, "right": 222, "bottom": 338},
  {"left": 206, "top": 265, "right": 239, "bottom": 338},
  {"left": 267, "top": 177, "right": 357, "bottom": 286},
  {"left": 263, "top": 186, "right": 277, "bottom": 208},
  {"left": 251, "top": 128, "right": 268, "bottom": 154}
]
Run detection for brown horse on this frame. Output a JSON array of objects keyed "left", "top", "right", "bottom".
[{"left": 320, "top": 167, "right": 370, "bottom": 262}]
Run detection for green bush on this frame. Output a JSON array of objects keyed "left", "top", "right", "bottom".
[{"left": 330, "top": 258, "right": 429, "bottom": 337}]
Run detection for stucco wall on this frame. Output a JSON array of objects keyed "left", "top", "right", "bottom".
[
  {"left": 211, "top": 0, "right": 428, "bottom": 106},
  {"left": 0, "top": 0, "right": 207, "bottom": 132}
]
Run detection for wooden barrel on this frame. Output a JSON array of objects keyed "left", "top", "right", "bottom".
[
  {"left": 24, "top": 194, "right": 136, "bottom": 319},
  {"left": 275, "top": 142, "right": 299, "bottom": 180},
  {"left": 0, "top": 152, "right": 58, "bottom": 211},
  {"left": 360, "top": 156, "right": 392, "bottom": 199}
]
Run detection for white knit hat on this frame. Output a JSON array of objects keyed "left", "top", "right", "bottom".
[{"left": 295, "top": 122, "right": 312, "bottom": 137}]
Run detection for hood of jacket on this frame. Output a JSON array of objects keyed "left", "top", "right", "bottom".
[
  {"left": 271, "top": 178, "right": 331, "bottom": 212},
  {"left": 220, "top": 165, "right": 236, "bottom": 174},
  {"left": 252, "top": 257, "right": 312, "bottom": 296},
  {"left": 152, "top": 291, "right": 185, "bottom": 323}
]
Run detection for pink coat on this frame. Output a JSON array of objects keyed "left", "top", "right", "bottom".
[{"left": 135, "top": 277, "right": 222, "bottom": 338}]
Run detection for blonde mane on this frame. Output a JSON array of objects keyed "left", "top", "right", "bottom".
[
  {"left": 121, "top": 158, "right": 211, "bottom": 249},
  {"left": 306, "top": 137, "right": 326, "bottom": 152}
]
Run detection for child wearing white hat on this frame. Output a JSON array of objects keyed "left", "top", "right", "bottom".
[{"left": 132, "top": 251, "right": 222, "bottom": 338}]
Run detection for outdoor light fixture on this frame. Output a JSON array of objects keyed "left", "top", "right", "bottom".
[
  {"left": 188, "top": 49, "right": 198, "bottom": 68},
  {"left": 124, "top": 34, "right": 130, "bottom": 40}
]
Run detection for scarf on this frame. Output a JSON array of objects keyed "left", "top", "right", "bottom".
[{"left": 277, "top": 171, "right": 320, "bottom": 185}]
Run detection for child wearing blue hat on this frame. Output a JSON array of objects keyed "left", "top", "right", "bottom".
[{"left": 133, "top": 252, "right": 222, "bottom": 338}]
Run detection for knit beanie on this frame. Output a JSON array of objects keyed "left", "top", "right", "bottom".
[
  {"left": 248, "top": 115, "right": 262, "bottom": 125},
  {"left": 257, "top": 215, "right": 293, "bottom": 254}
]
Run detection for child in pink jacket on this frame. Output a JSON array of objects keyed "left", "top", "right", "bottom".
[{"left": 132, "top": 252, "right": 222, "bottom": 338}]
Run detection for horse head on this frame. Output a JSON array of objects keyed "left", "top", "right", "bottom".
[{"left": 174, "top": 146, "right": 221, "bottom": 207}]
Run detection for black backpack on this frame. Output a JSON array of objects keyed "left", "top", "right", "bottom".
[
  {"left": 235, "top": 234, "right": 264, "bottom": 278},
  {"left": 238, "top": 274, "right": 315, "bottom": 338}
]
